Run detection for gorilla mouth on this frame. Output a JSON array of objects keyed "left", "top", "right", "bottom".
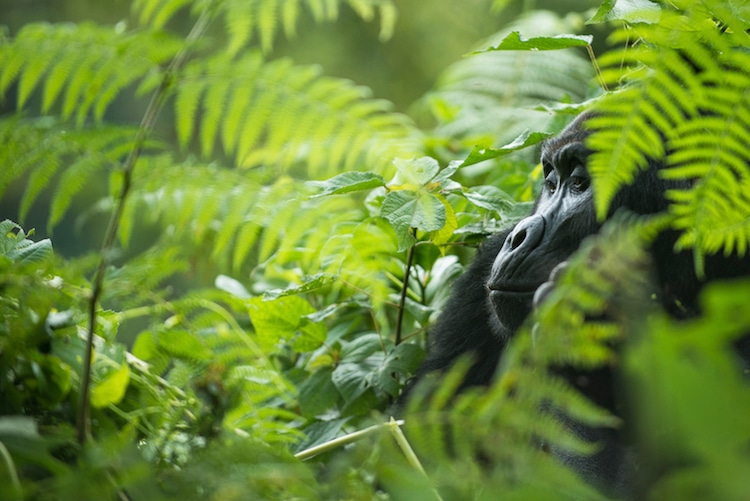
[
  {"left": 487, "top": 286, "right": 538, "bottom": 332},
  {"left": 487, "top": 281, "right": 541, "bottom": 295}
]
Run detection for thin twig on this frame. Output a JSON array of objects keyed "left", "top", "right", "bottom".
[
  {"left": 395, "top": 229, "right": 416, "bottom": 345},
  {"left": 76, "top": 11, "right": 212, "bottom": 445},
  {"left": 586, "top": 43, "right": 609, "bottom": 93}
]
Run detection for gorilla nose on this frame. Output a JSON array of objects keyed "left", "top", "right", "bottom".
[{"left": 505, "top": 214, "right": 544, "bottom": 254}]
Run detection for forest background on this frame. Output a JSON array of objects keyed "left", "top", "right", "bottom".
[{"left": 2, "top": 0, "right": 750, "bottom": 499}]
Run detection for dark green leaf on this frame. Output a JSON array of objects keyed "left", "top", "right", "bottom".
[
  {"left": 298, "top": 367, "right": 339, "bottom": 417},
  {"left": 373, "top": 343, "right": 425, "bottom": 397},
  {"left": 340, "top": 333, "right": 383, "bottom": 363},
  {"left": 294, "top": 418, "right": 349, "bottom": 453},
  {"left": 332, "top": 362, "right": 371, "bottom": 404}
]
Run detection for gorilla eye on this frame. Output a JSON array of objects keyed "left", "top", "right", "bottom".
[
  {"left": 570, "top": 176, "right": 589, "bottom": 191},
  {"left": 544, "top": 179, "right": 556, "bottom": 193}
]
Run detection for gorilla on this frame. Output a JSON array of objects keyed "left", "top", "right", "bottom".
[{"left": 403, "top": 112, "right": 750, "bottom": 496}]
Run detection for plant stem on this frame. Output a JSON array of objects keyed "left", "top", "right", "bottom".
[
  {"left": 395, "top": 230, "right": 416, "bottom": 345},
  {"left": 294, "top": 420, "right": 405, "bottom": 460},
  {"left": 0, "top": 440, "right": 21, "bottom": 497},
  {"left": 587, "top": 44, "right": 609, "bottom": 93},
  {"left": 75, "top": 10, "right": 211, "bottom": 445}
]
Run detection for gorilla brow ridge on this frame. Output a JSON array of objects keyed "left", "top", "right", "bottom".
[{"left": 540, "top": 113, "right": 592, "bottom": 163}]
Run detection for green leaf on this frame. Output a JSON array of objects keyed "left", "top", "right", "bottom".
[
  {"left": 381, "top": 190, "right": 446, "bottom": 251},
  {"left": 373, "top": 343, "right": 425, "bottom": 397},
  {"left": 262, "top": 273, "right": 337, "bottom": 300},
  {"left": 91, "top": 363, "right": 130, "bottom": 408},
  {"left": 308, "top": 171, "right": 386, "bottom": 197},
  {"left": 461, "top": 130, "right": 551, "bottom": 167},
  {"left": 392, "top": 156, "right": 440, "bottom": 187},
  {"left": 0, "top": 220, "right": 53, "bottom": 264},
  {"left": 340, "top": 333, "right": 383, "bottom": 363},
  {"left": 479, "top": 32, "right": 593, "bottom": 52},
  {"left": 248, "top": 296, "right": 326, "bottom": 352},
  {"left": 432, "top": 160, "right": 462, "bottom": 185},
  {"left": 587, "top": 0, "right": 661, "bottom": 24},
  {"left": 331, "top": 362, "right": 372, "bottom": 404},
  {"left": 215, "top": 274, "right": 252, "bottom": 299},
  {"left": 294, "top": 418, "right": 348, "bottom": 454},
  {"left": 298, "top": 368, "right": 339, "bottom": 417},
  {"left": 462, "top": 188, "right": 514, "bottom": 213},
  {"left": 429, "top": 196, "right": 458, "bottom": 247}
]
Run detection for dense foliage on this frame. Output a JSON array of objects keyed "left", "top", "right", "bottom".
[{"left": 1, "top": 0, "right": 750, "bottom": 499}]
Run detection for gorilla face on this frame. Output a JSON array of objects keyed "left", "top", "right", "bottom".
[{"left": 487, "top": 115, "right": 599, "bottom": 331}]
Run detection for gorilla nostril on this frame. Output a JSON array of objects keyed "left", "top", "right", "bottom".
[
  {"left": 510, "top": 228, "right": 527, "bottom": 250},
  {"left": 503, "top": 214, "right": 545, "bottom": 254}
]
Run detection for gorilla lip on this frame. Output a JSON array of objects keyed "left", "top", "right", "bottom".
[{"left": 486, "top": 281, "right": 540, "bottom": 294}]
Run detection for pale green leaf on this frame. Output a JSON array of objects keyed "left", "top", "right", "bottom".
[{"left": 91, "top": 364, "right": 130, "bottom": 408}]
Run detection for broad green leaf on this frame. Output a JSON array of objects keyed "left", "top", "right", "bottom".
[
  {"left": 432, "top": 160, "right": 462, "bottom": 185},
  {"left": 0, "top": 416, "right": 39, "bottom": 438},
  {"left": 392, "top": 157, "right": 440, "bottom": 187},
  {"left": 340, "top": 333, "right": 383, "bottom": 363},
  {"left": 91, "top": 363, "right": 130, "bottom": 408},
  {"left": 331, "top": 362, "right": 373, "bottom": 404},
  {"left": 308, "top": 171, "right": 385, "bottom": 197},
  {"left": 463, "top": 188, "right": 514, "bottom": 213},
  {"left": 248, "top": 296, "right": 326, "bottom": 352},
  {"left": 0, "top": 220, "right": 53, "bottom": 264},
  {"left": 294, "top": 418, "right": 348, "bottom": 454},
  {"left": 479, "top": 32, "right": 593, "bottom": 52},
  {"left": 215, "top": 274, "right": 252, "bottom": 299},
  {"left": 461, "top": 130, "right": 551, "bottom": 167},
  {"left": 373, "top": 343, "right": 425, "bottom": 397},
  {"left": 381, "top": 190, "right": 446, "bottom": 251},
  {"left": 430, "top": 196, "right": 458, "bottom": 247},
  {"left": 588, "top": 0, "right": 661, "bottom": 24},
  {"left": 298, "top": 367, "right": 339, "bottom": 417}
]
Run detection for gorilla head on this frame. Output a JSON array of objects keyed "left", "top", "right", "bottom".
[
  {"left": 487, "top": 113, "right": 598, "bottom": 332},
  {"left": 483, "top": 111, "right": 727, "bottom": 336}
]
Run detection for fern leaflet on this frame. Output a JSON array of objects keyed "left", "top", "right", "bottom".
[
  {"left": 176, "top": 52, "right": 420, "bottom": 177},
  {"left": 0, "top": 23, "right": 181, "bottom": 124}
]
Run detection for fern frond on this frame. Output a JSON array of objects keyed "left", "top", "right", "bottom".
[
  {"left": 0, "top": 119, "right": 143, "bottom": 228},
  {"left": 132, "top": 0, "right": 396, "bottom": 54},
  {"left": 416, "top": 11, "right": 593, "bottom": 154},
  {"left": 0, "top": 23, "right": 181, "bottom": 124},
  {"left": 136, "top": 0, "right": 193, "bottom": 30},
  {"left": 176, "top": 52, "right": 419, "bottom": 177},
  {"left": 589, "top": 10, "right": 750, "bottom": 257}
]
